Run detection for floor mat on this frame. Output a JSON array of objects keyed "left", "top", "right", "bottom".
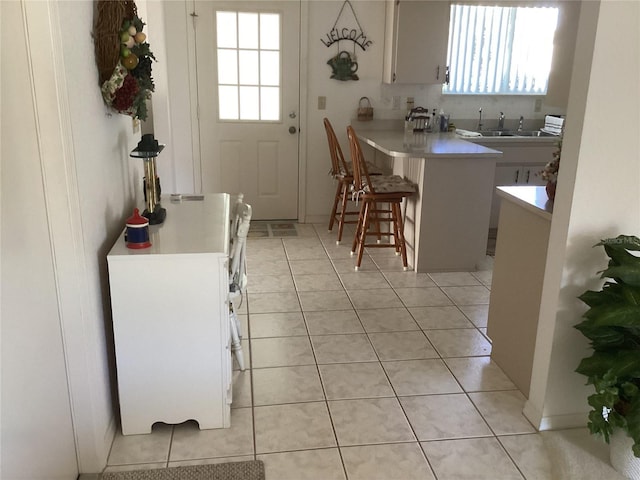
[
  {"left": 248, "top": 221, "right": 298, "bottom": 238},
  {"left": 101, "top": 460, "right": 264, "bottom": 480}
]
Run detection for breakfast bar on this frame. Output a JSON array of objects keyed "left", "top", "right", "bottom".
[{"left": 357, "top": 129, "right": 502, "bottom": 272}]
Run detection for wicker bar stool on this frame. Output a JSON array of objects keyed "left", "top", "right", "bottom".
[
  {"left": 346, "top": 125, "right": 417, "bottom": 271},
  {"left": 324, "top": 118, "right": 384, "bottom": 245}
]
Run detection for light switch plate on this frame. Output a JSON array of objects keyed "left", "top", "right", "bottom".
[{"left": 318, "top": 96, "right": 326, "bottom": 110}]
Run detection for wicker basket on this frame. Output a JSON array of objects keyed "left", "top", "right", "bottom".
[
  {"left": 94, "top": 0, "right": 138, "bottom": 85},
  {"left": 357, "top": 97, "right": 374, "bottom": 121}
]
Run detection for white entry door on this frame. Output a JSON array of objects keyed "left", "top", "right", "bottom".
[{"left": 194, "top": 1, "right": 300, "bottom": 220}]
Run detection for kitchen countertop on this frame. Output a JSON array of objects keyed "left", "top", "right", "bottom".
[
  {"left": 357, "top": 130, "right": 503, "bottom": 159},
  {"left": 496, "top": 186, "right": 553, "bottom": 220}
]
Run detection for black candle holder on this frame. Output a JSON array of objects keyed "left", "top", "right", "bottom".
[{"left": 130, "top": 134, "right": 166, "bottom": 225}]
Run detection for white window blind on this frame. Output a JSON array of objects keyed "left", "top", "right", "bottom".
[{"left": 444, "top": 4, "right": 559, "bottom": 95}]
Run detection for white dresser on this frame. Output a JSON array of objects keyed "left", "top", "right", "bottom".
[{"left": 107, "top": 194, "right": 232, "bottom": 435}]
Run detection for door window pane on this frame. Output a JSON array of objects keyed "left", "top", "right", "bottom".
[
  {"left": 238, "top": 13, "right": 259, "bottom": 49},
  {"left": 260, "top": 14, "right": 280, "bottom": 50},
  {"left": 216, "top": 10, "right": 281, "bottom": 121},
  {"left": 217, "top": 49, "right": 238, "bottom": 84},
  {"left": 260, "top": 51, "right": 279, "bottom": 86},
  {"left": 239, "top": 86, "right": 260, "bottom": 120},
  {"left": 239, "top": 50, "right": 259, "bottom": 85},
  {"left": 219, "top": 86, "right": 238, "bottom": 120},
  {"left": 260, "top": 87, "right": 279, "bottom": 121},
  {"left": 216, "top": 12, "right": 237, "bottom": 48}
]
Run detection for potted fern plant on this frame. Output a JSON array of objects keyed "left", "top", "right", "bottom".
[{"left": 575, "top": 235, "right": 640, "bottom": 478}]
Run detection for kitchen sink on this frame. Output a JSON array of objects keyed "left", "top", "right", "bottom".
[
  {"left": 478, "top": 130, "right": 515, "bottom": 137},
  {"left": 513, "top": 130, "right": 554, "bottom": 137},
  {"left": 477, "top": 130, "right": 554, "bottom": 138}
]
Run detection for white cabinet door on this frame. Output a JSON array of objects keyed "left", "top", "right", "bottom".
[
  {"left": 495, "top": 165, "right": 523, "bottom": 186},
  {"left": 521, "top": 165, "right": 547, "bottom": 186},
  {"left": 383, "top": 0, "right": 450, "bottom": 84}
]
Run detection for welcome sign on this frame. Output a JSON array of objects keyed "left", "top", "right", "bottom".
[
  {"left": 321, "top": 0, "right": 373, "bottom": 51},
  {"left": 321, "top": 27, "right": 372, "bottom": 51}
]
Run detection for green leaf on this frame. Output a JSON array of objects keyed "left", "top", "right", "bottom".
[
  {"left": 597, "top": 235, "right": 640, "bottom": 252},
  {"left": 581, "top": 304, "right": 640, "bottom": 329},
  {"left": 579, "top": 285, "right": 626, "bottom": 308},
  {"left": 601, "top": 264, "right": 640, "bottom": 287},
  {"left": 574, "top": 324, "right": 626, "bottom": 347},
  {"left": 577, "top": 350, "right": 640, "bottom": 379},
  {"left": 622, "top": 381, "right": 640, "bottom": 399},
  {"left": 132, "top": 16, "right": 146, "bottom": 33},
  {"left": 131, "top": 43, "right": 156, "bottom": 62}
]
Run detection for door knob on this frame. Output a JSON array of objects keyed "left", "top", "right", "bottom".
[{"left": 289, "top": 126, "right": 297, "bottom": 134}]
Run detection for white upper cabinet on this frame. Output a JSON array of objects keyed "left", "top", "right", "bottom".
[{"left": 383, "top": 0, "right": 451, "bottom": 84}]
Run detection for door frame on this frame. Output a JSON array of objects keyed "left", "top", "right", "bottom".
[{"left": 186, "top": 0, "right": 309, "bottom": 222}]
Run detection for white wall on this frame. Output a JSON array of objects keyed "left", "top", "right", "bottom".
[
  {"left": 1, "top": 4, "right": 78, "bottom": 477},
  {"left": 304, "top": 0, "right": 388, "bottom": 221},
  {"left": 1, "top": 0, "right": 144, "bottom": 476},
  {"left": 526, "top": 0, "right": 640, "bottom": 429}
]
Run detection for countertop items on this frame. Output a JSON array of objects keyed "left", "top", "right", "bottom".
[
  {"left": 487, "top": 186, "right": 552, "bottom": 397},
  {"left": 356, "top": 130, "right": 502, "bottom": 272},
  {"left": 109, "top": 193, "right": 230, "bottom": 256}
]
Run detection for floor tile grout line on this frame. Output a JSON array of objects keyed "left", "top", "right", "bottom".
[
  {"left": 316, "top": 229, "right": 440, "bottom": 475},
  {"left": 165, "top": 426, "right": 175, "bottom": 467},
  {"left": 245, "top": 224, "right": 524, "bottom": 475},
  {"left": 296, "top": 226, "right": 350, "bottom": 478},
  {"left": 311, "top": 227, "right": 520, "bottom": 475},
  {"left": 494, "top": 435, "right": 531, "bottom": 480}
]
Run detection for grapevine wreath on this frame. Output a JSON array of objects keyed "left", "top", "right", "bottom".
[{"left": 93, "top": 0, "right": 155, "bottom": 121}]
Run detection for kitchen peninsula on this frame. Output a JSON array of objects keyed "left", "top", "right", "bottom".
[
  {"left": 356, "top": 129, "right": 502, "bottom": 272},
  {"left": 487, "top": 186, "right": 553, "bottom": 396}
]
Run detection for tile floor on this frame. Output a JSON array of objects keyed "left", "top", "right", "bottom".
[{"left": 101, "top": 223, "right": 619, "bottom": 479}]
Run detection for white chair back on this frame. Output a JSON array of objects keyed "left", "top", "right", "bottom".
[
  {"left": 230, "top": 197, "right": 252, "bottom": 294},
  {"left": 228, "top": 195, "right": 252, "bottom": 372}
]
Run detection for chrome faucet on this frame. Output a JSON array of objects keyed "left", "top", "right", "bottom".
[
  {"left": 498, "top": 112, "right": 505, "bottom": 130},
  {"left": 477, "top": 108, "right": 483, "bottom": 131},
  {"left": 518, "top": 115, "right": 524, "bottom": 132}
]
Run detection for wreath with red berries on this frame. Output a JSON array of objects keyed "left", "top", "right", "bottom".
[{"left": 93, "top": 0, "right": 155, "bottom": 121}]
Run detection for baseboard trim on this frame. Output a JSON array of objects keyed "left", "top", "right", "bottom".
[{"left": 524, "top": 400, "right": 589, "bottom": 431}]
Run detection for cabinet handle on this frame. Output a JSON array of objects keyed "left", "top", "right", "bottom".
[
  {"left": 526, "top": 169, "right": 530, "bottom": 183},
  {"left": 515, "top": 170, "right": 520, "bottom": 183},
  {"left": 436, "top": 65, "right": 440, "bottom": 81}
]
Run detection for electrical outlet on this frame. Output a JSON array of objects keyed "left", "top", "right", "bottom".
[
  {"left": 318, "top": 96, "right": 326, "bottom": 110},
  {"left": 534, "top": 98, "right": 542, "bottom": 113},
  {"left": 392, "top": 96, "right": 401, "bottom": 110}
]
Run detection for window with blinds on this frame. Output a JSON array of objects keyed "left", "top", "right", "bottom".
[{"left": 444, "top": 4, "right": 559, "bottom": 95}]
